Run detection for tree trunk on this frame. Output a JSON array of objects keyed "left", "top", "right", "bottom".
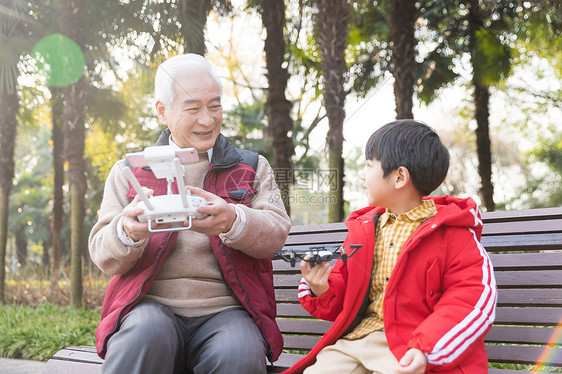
[
  {"left": 473, "top": 83, "right": 495, "bottom": 211},
  {"left": 69, "top": 180, "right": 84, "bottom": 305},
  {"left": 64, "top": 78, "right": 87, "bottom": 308},
  {"left": 50, "top": 87, "right": 64, "bottom": 279},
  {"left": 42, "top": 239, "right": 50, "bottom": 266},
  {"left": 64, "top": 79, "right": 87, "bottom": 308},
  {"left": 468, "top": 0, "right": 495, "bottom": 211},
  {"left": 178, "top": 0, "right": 212, "bottom": 55},
  {"left": 314, "top": 0, "right": 349, "bottom": 222},
  {"left": 58, "top": 0, "right": 87, "bottom": 307},
  {"left": 0, "top": 190, "right": 9, "bottom": 304},
  {"left": 389, "top": 0, "right": 417, "bottom": 119},
  {"left": 262, "top": 0, "right": 294, "bottom": 215},
  {"left": 14, "top": 226, "right": 27, "bottom": 266},
  {"left": 0, "top": 89, "right": 18, "bottom": 304}
]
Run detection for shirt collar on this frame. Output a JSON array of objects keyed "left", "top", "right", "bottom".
[
  {"left": 380, "top": 199, "right": 437, "bottom": 228},
  {"left": 168, "top": 134, "right": 213, "bottom": 161}
]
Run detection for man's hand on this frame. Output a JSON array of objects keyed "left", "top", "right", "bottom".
[
  {"left": 395, "top": 348, "right": 427, "bottom": 374},
  {"left": 122, "top": 188, "right": 171, "bottom": 240},
  {"left": 184, "top": 186, "right": 236, "bottom": 236},
  {"left": 300, "top": 256, "right": 331, "bottom": 297}
]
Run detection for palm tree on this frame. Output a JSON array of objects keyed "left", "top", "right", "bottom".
[
  {"left": 389, "top": 0, "right": 417, "bottom": 119},
  {"left": 178, "top": 0, "right": 213, "bottom": 55},
  {"left": 313, "top": 0, "right": 350, "bottom": 222},
  {"left": 418, "top": 0, "right": 514, "bottom": 211},
  {"left": 50, "top": 86, "right": 64, "bottom": 279},
  {"left": 56, "top": 0, "right": 88, "bottom": 307},
  {"left": 466, "top": 0, "right": 496, "bottom": 211},
  {"left": 0, "top": 0, "right": 33, "bottom": 304},
  {"left": 261, "top": 0, "right": 294, "bottom": 214},
  {"left": 0, "top": 87, "right": 18, "bottom": 305}
]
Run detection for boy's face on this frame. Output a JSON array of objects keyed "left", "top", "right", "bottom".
[{"left": 361, "top": 158, "right": 396, "bottom": 207}]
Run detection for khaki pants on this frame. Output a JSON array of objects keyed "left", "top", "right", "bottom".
[{"left": 304, "top": 331, "right": 400, "bottom": 374}]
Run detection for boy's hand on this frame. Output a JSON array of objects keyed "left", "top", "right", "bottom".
[
  {"left": 300, "top": 256, "right": 331, "bottom": 297},
  {"left": 395, "top": 348, "right": 427, "bottom": 374}
]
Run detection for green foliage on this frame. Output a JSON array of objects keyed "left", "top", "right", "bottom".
[
  {"left": 473, "top": 28, "right": 512, "bottom": 85},
  {"left": 518, "top": 132, "right": 562, "bottom": 208},
  {"left": 513, "top": 5, "right": 562, "bottom": 76},
  {"left": 9, "top": 124, "right": 53, "bottom": 251},
  {"left": 534, "top": 137, "right": 562, "bottom": 175},
  {"left": 489, "top": 362, "right": 562, "bottom": 373},
  {"left": 347, "top": 1, "right": 390, "bottom": 97},
  {"left": 0, "top": 0, "right": 34, "bottom": 95},
  {"left": 0, "top": 303, "right": 99, "bottom": 361},
  {"left": 223, "top": 98, "right": 273, "bottom": 159},
  {"left": 417, "top": 47, "right": 458, "bottom": 104}
]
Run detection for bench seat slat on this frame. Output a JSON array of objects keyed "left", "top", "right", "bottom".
[
  {"left": 275, "top": 306, "right": 562, "bottom": 327},
  {"left": 494, "top": 270, "right": 562, "bottom": 287},
  {"left": 277, "top": 326, "right": 562, "bottom": 348},
  {"left": 281, "top": 335, "right": 320, "bottom": 350},
  {"left": 497, "top": 289, "right": 562, "bottom": 306},
  {"left": 482, "top": 207, "right": 562, "bottom": 222},
  {"left": 277, "top": 319, "right": 332, "bottom": 335},
  {"left": 277, "top": 305, "right": 562, "bottom": 325},
  {"left": 284, "top": 231, "right": 347, "bottom": 245},
  {"left": 490, "top": 252, "right": 562, "bottom": 270},
  {"left": 269, "top": 353, "right": 302, "bottom": 372},
  {"left": 44, "top": 359, "right": 101, "bottom": 373},
  {"left": 276, "top": 288, "right": 562, "bottom": 306},
  {"left": 482, "top": 233, "right": 562, "bottom": 252},
  {"left": 486, "top": 345, "right": 562, "bottom": 366},
  {"left": 288, "top": 222, "right": 346, "bottom": 234},
  {"left": 52, "top": 347, "right": 103, "bottom": 364},
  {"left": 489, "top": 369, "right": 546, "bottom": 374},
  {"left": 274, "top": 270, "right": 562, "bottom": 288},
  {"left": 486, "top": 326, "right": 562, "bottom": 345},
  {"left": 482, "top": 219, "right": 562, "bottom": 235},
  {"left": 493, "top": 307, "right": 562, "bottom": 326}
]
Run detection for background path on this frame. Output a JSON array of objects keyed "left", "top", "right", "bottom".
[{"left": 0, "top": 357, "right": 45, "bottom": 374}]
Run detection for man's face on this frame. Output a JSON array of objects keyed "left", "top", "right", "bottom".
[{"left": 156, "top": 71, "right": 222, "bottom": 152}]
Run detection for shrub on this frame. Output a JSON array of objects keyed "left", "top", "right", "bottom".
[{"left": 0, "top": 303, "right": 100, "bottom": 361}]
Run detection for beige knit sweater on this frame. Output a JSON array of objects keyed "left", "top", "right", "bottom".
[{"left": 89, "top": 152, "right": 291, "bottom": 317}]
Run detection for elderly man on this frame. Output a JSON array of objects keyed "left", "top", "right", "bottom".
[{"left": 89, "top": 54, "right": 291, "bottom": 374}]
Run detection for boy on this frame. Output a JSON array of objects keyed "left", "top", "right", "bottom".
[{"left": 284, "top": 120, "right": 497, "bottom": 374}]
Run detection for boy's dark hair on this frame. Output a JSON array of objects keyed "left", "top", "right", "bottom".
[{"left": 365, "top": 120, "right": 449, "bottom": 196}]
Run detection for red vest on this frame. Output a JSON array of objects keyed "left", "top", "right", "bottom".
[{"left": 95, "top": 135, "right": 282, "bottom": 363}]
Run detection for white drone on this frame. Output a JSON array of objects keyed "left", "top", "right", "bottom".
[{"left": 122, "top": 145, "right": 208, "bottom": 232}]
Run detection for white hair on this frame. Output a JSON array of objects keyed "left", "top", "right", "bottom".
[{"left": 154, "top": 54, "right": 223, "bottom": 108}]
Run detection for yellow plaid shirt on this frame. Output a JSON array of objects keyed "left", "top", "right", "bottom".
[{"left": 345, "top": 199, "right": 437, "bottom": 340}]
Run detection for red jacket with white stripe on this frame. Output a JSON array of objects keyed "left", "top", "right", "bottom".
[{"left": 286, "top": 196, "right": 497, "bottom": 374}]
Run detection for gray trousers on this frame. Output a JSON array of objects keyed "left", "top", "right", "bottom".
[{"left": 102, "top": 299, "right": 267, "bottom": 374}]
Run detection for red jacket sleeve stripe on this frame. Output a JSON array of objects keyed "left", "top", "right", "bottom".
[
  {"left": 298, "top": 278, "right": 312, "bottom": 299},
  {"left": 426, "top": 228, "right": 497, "bottom": 365}
]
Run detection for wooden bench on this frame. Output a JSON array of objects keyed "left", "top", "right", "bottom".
[{"left": 44, "top": 207, "right": 562, "bottom": 373}]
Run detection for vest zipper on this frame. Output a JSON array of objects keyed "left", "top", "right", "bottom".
[{"left": 102, "top": 232, "right": 175, "bottom": 355}]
